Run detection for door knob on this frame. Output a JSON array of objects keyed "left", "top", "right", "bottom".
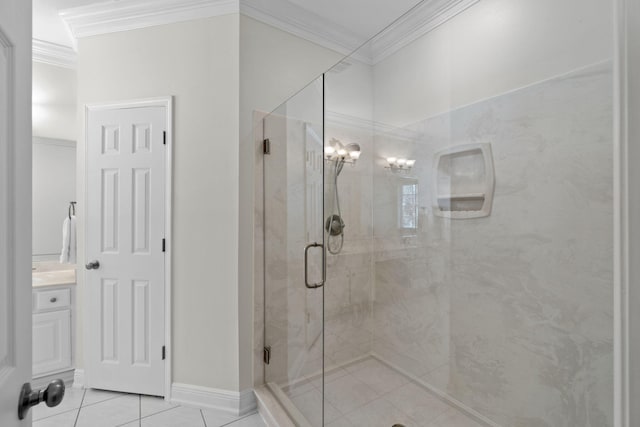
[
  {"left": 85, "top": 260, "right": 100, "bottom": 270},
  {"left": 18, "top": 379, "right": 65, "bottom": 420}
]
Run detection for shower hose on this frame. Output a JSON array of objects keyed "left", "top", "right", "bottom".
[{"left": 327, "top": 159, "right": 344, "bottom": 255}]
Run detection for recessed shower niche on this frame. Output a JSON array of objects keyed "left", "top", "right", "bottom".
[{"left": 433, "top": 143, "right": 495, "bottom": 219}]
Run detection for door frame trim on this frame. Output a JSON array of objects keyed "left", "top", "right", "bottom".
[{"left": 83, "top": 96, "right": 173, "bottom": 399}]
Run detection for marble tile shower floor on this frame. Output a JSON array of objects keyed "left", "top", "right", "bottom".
[
  {"left": 32, "top": 387, "right": 266, "bottom": 427},
  {"left": 282, "top": 357, "right": 485, "bottom": 427}
]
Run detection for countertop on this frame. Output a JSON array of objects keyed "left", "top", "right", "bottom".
[{"left": 32, "top": 261, "right": 76, "bottom": 288}]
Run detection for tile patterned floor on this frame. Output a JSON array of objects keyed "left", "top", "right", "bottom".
[
  {"left": 283, "top": 357, "right": 486, "bottom": 427},
  {"left": 32, "top": 387, "right": 266, "bottom": 427}
]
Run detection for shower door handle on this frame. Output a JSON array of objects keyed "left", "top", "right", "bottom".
[{"left": 304, "top": 242, "right": 325, "bottom": 289}]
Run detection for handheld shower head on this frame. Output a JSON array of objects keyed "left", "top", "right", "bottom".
[{"left": 325, "top": 140, "right": 361, "bottom": 255}]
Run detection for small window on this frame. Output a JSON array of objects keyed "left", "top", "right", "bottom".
[{"left": 398, "top": 182, "right": 418, "bottom": 231}]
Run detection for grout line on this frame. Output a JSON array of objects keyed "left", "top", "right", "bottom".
[
  {"left": 114, "top": 419, "right": 141, "bottom": 427},
  {"left": 85, "top": 392, "right": 141, "bottom": 427},
  {"left": 33, "top": 406, "right": 81, "bottom": 422},
  {"left": 80, "top": 393, "right": 122, "bottom": 408},
  {"left": 78, "top": 391, "right": 176, "bottom": 427},
  {"left": 127, "top": 405, "right": 180, "bottom": 425},
  {"left": 73, "top": 389, "right": 87, "bottom": 427},
  {"left": 311, "top": 359, "right": 415, "bottom": 423},
  {"left": 219, "top": 412, "right": 260, "bottom": 427},
  {"left": 200, "top": 409, "right": 208, "bottom": 427}
]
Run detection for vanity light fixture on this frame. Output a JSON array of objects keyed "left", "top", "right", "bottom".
[
  {"left": 345, "top": 143, "right": 361, "bottom": 160},
  {"left": 325, "top": 138, "right": 361, "bottom": 164},
  {"left": 386, "top": 156, "right": 417, "bottom": 173}
]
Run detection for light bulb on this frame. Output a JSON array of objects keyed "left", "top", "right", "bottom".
[
  {"left": 397, "top": 158, "right": 407, "bottom": 166},
  {"left": 324, "top": 146, "right": 336, "bottom": 155},
  {"left": 386, "top": 157, "right": 397, "bottom": 165},
  {"left": 337, "top": 149, "right": 347, "bottom": 156},
  {"left": 349, "top": 150, "right": 361, "bottom": 160},
  {"left": 406, "top": 159, "right": 416, "bottom": 167}
]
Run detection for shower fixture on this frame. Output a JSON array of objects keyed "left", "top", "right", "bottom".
[{"left": 324, "top": 138, "right": 360, "bottom": 254}]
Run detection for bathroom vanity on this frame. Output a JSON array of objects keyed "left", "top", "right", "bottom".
[{"left": 32, "top": 263, "right": 75, "bottom": 387}]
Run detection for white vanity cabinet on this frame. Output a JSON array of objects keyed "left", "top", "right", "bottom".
[{"left": 32, "top": 285, "right": 74, "bottom": 382}]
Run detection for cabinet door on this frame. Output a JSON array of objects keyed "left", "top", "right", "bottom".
[{"left": 33, "top": 310, "right": 71, "bottom": 377}]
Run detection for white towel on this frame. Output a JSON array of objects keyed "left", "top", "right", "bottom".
[{"left": 59, "top": 215, "right": 77, "bottom": 264}]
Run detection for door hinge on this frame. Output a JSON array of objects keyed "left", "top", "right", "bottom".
[
  {"left": 263, "top": 346, "right": 271, "bottom": 365},
  {"left": 163, "top": 131, "right": 167, "bottom": 145},
  {"left": 162, "top": 238, "right": 166, "bottom": 252},
  {"left": 263, "top": 138, "right": 270, "bottom": 155},
  {"left": 162, "top": 346, "right": 166, "bottom": 360}
]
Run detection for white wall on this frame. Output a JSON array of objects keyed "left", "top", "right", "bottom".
[
  {"left": 325, "top": 59, "right": 374, "bottom": 121},
  {"left": 77, "top": 15, "right": 241, "bottom": 391},
  {"left": 239, "top": 16, "right": 342, "bottom": 136},
  {"left": 373, "top": 0, "right": 613, "bottom": 126},
  {"left": 32, "top": 137, "right": 76, "bottom": 259},
  {"left": 33, "top": 61, "right": 76, "bottom": 141}
]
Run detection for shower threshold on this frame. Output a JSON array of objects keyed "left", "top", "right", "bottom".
[{"left": 270, "top": 355, "right": 498, "bottom": 427}]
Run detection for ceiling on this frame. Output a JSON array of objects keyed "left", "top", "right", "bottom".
[
  {"left": 33, "top": 0, "right": 99, "bottom": 47},
  {"left": 33, "top": 0, "right": 423, "bottom": 49}
]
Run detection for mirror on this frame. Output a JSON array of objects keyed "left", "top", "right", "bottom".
[{"left": 32, "top": 137, "right": 76, "bottom": 262}]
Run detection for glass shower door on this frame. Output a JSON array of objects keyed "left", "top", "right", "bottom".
[{"left": 263, "top": 77, "right": 325, "bottom": 426}]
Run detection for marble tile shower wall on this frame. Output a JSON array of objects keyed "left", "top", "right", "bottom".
[
  {"left": 324, "top": 124, "right": 375, "bottom": 369},
  {"left": 372, "top": 62, "right": 614, "bottom": 427}
]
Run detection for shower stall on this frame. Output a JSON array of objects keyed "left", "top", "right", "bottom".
[{"left": 257, "top": 0, "right": 615, "bottom": 425}]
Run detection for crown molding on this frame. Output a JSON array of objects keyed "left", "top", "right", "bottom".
[
  {"left": 59, "top": 0, "right": 239, "bottom": 39},
  {"left": 56, "top": 0, "right": 478, "bottom": 65},
  {"left": 32, "top": 39, "right": 77, "bottom": 69},
  {"left": 370, "top": 0, "right": 481, "bottom": 63},
  {"left": 240, "top": 0, "right": 372, "bottom": 64},
  {"left": 242, "top": 0, "right": 480, "bottom": 65}
]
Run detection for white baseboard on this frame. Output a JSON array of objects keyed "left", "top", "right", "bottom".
[
  {"left": 73, "top": 369, "right": 85, "bottom": 389},
  {"left": 239, "top": 388, "right": 257, "bottom": 416},
  {"left": 170, "top": 383, "right": 257, "bottom": 416}
]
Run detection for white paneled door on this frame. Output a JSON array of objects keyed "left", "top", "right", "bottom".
[
  {"left": 86, "top": 104, "right": 167, "bottom": 396},
  {"left": 0, "top": 0, "right": 32, "bottom": 425}
]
